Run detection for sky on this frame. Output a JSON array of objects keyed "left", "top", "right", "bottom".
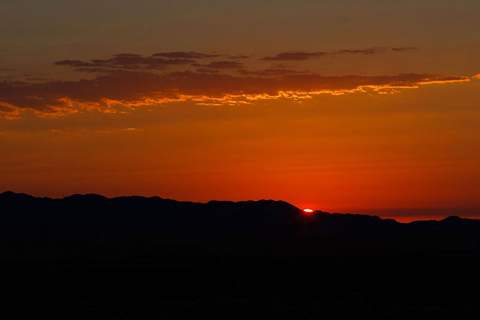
[{"left": 1, "top": 0, "right": 479, "bottom": 221}]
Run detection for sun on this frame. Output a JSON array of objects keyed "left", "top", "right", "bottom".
[{"left": 303, "top": 209, "right": 314, "bottom": 214}]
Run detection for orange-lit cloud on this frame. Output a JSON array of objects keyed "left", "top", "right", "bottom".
[
  {"left": 0, "top": 71, "right": 470, "bottom": 117},
  {"left": 0, "top": 50, "right": 471, "bottom": 117},
  {"left": 0, "top": 104, "right": 21, "bottom": 120}
]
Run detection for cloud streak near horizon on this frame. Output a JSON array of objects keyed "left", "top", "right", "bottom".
[
  {"left": 0, "top": 48, "right": 472, "bottom": 118},
  {"left": 261, "top": 47, "right": 417, "bottom": 61}
]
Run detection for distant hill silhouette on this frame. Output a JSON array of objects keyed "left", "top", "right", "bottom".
[{"left": 2, "top": 191, "right": 480, "bottom": 260}]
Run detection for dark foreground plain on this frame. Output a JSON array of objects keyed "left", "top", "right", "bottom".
[{"left": 1, "top": 191, "right": 480, "bottom": 319}]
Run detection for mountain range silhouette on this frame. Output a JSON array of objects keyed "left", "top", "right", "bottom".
[{"left": 2, "top": 191, "right": 480, "bottom": 260}]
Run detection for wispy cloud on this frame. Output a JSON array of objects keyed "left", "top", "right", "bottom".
[
  {"left": 55, "top": 53, "right": 195, "bottom": 73},
  {"left": 391, "top": 47, "right": 417, "bottom": 52},
  {"left": 261, "top": 47, "right": 417, "bottom": 61},
  {"left": 197, "top": 61, "right": 244, "bottom": 69},
  {"left": 261, "top": 52, "right": 327, "bottom": 61},
  {"left": 336, "top": 47, "right": 387, "bottom": 54},
  {"left": 237, "top": 68, "right": 305, "bottom": 76},
  {"left": 195, "top": 68, "right": 221, "bottom": 74},
  {"left": 228, "top": 55, "right": 251, "bottom": 59},
  {"left": 152, "top": 51, "right": 219, "bottom": 59}
]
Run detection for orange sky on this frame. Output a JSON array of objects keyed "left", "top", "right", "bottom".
[{"left": 1, "top": 1, "right": 479, "bottom": 221}]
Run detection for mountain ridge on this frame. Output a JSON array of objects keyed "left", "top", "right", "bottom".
[
  {"left": 1, "top": 190, "right": 472, "bottom": 224},
  {"left": 2, "top": 190, "right": 480, "bottom": 260}
]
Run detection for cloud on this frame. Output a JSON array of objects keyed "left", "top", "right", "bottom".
[
  {"left": 1, "top": 49, "right": 470, "bottom": 117},
  {"left": 195, "top": 68, "right": 221, "bottom": 74},
  {"left": 0, "top": 102, "right": 21, "bottom": 119},
  {"left": 261, "top": 47, "right": 417, "bottom": 61},
  {"left": 71, "top": 67, "right": 119, "bottom": 73},
  {"left": 55, "top": 53, "right": 194, "bottom": 72},
  {"left": 55, "top": 53, "right": 242, "bottom": 73},
  {"left": 472, "top": 74, "right": 480, "bottom": 80},
  {"left": 228, "top": 55, "right": 250, "bottom": 59},
  {"left": 0, "top": 71, "right": 469, "bottom": 116},
  {"left": 391, "top": 47, "right": 417, "bottom": 52},
  {"left": 201, "top": 61, "right": 245, "bottom": 69},
  {"left": 261, "top": 52, "right": 327, "bottom": 61},
  {"left": 336, "top": 47, "right": 387, "bottom": 54},
  {"left": 54, "top": 47, "right": 418, "bottom": 74},
  {"left": 152, "top": 51, "right": 219, "bottom": 59},
  {"left": 237, "top": 68, "right": 305, "bottom": 76},
  {"left": 0, "top": 105, "right": 14, "bottom": 112},
  {"left": 55, "top": 60, "right": 96, "bottom": 68}
]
